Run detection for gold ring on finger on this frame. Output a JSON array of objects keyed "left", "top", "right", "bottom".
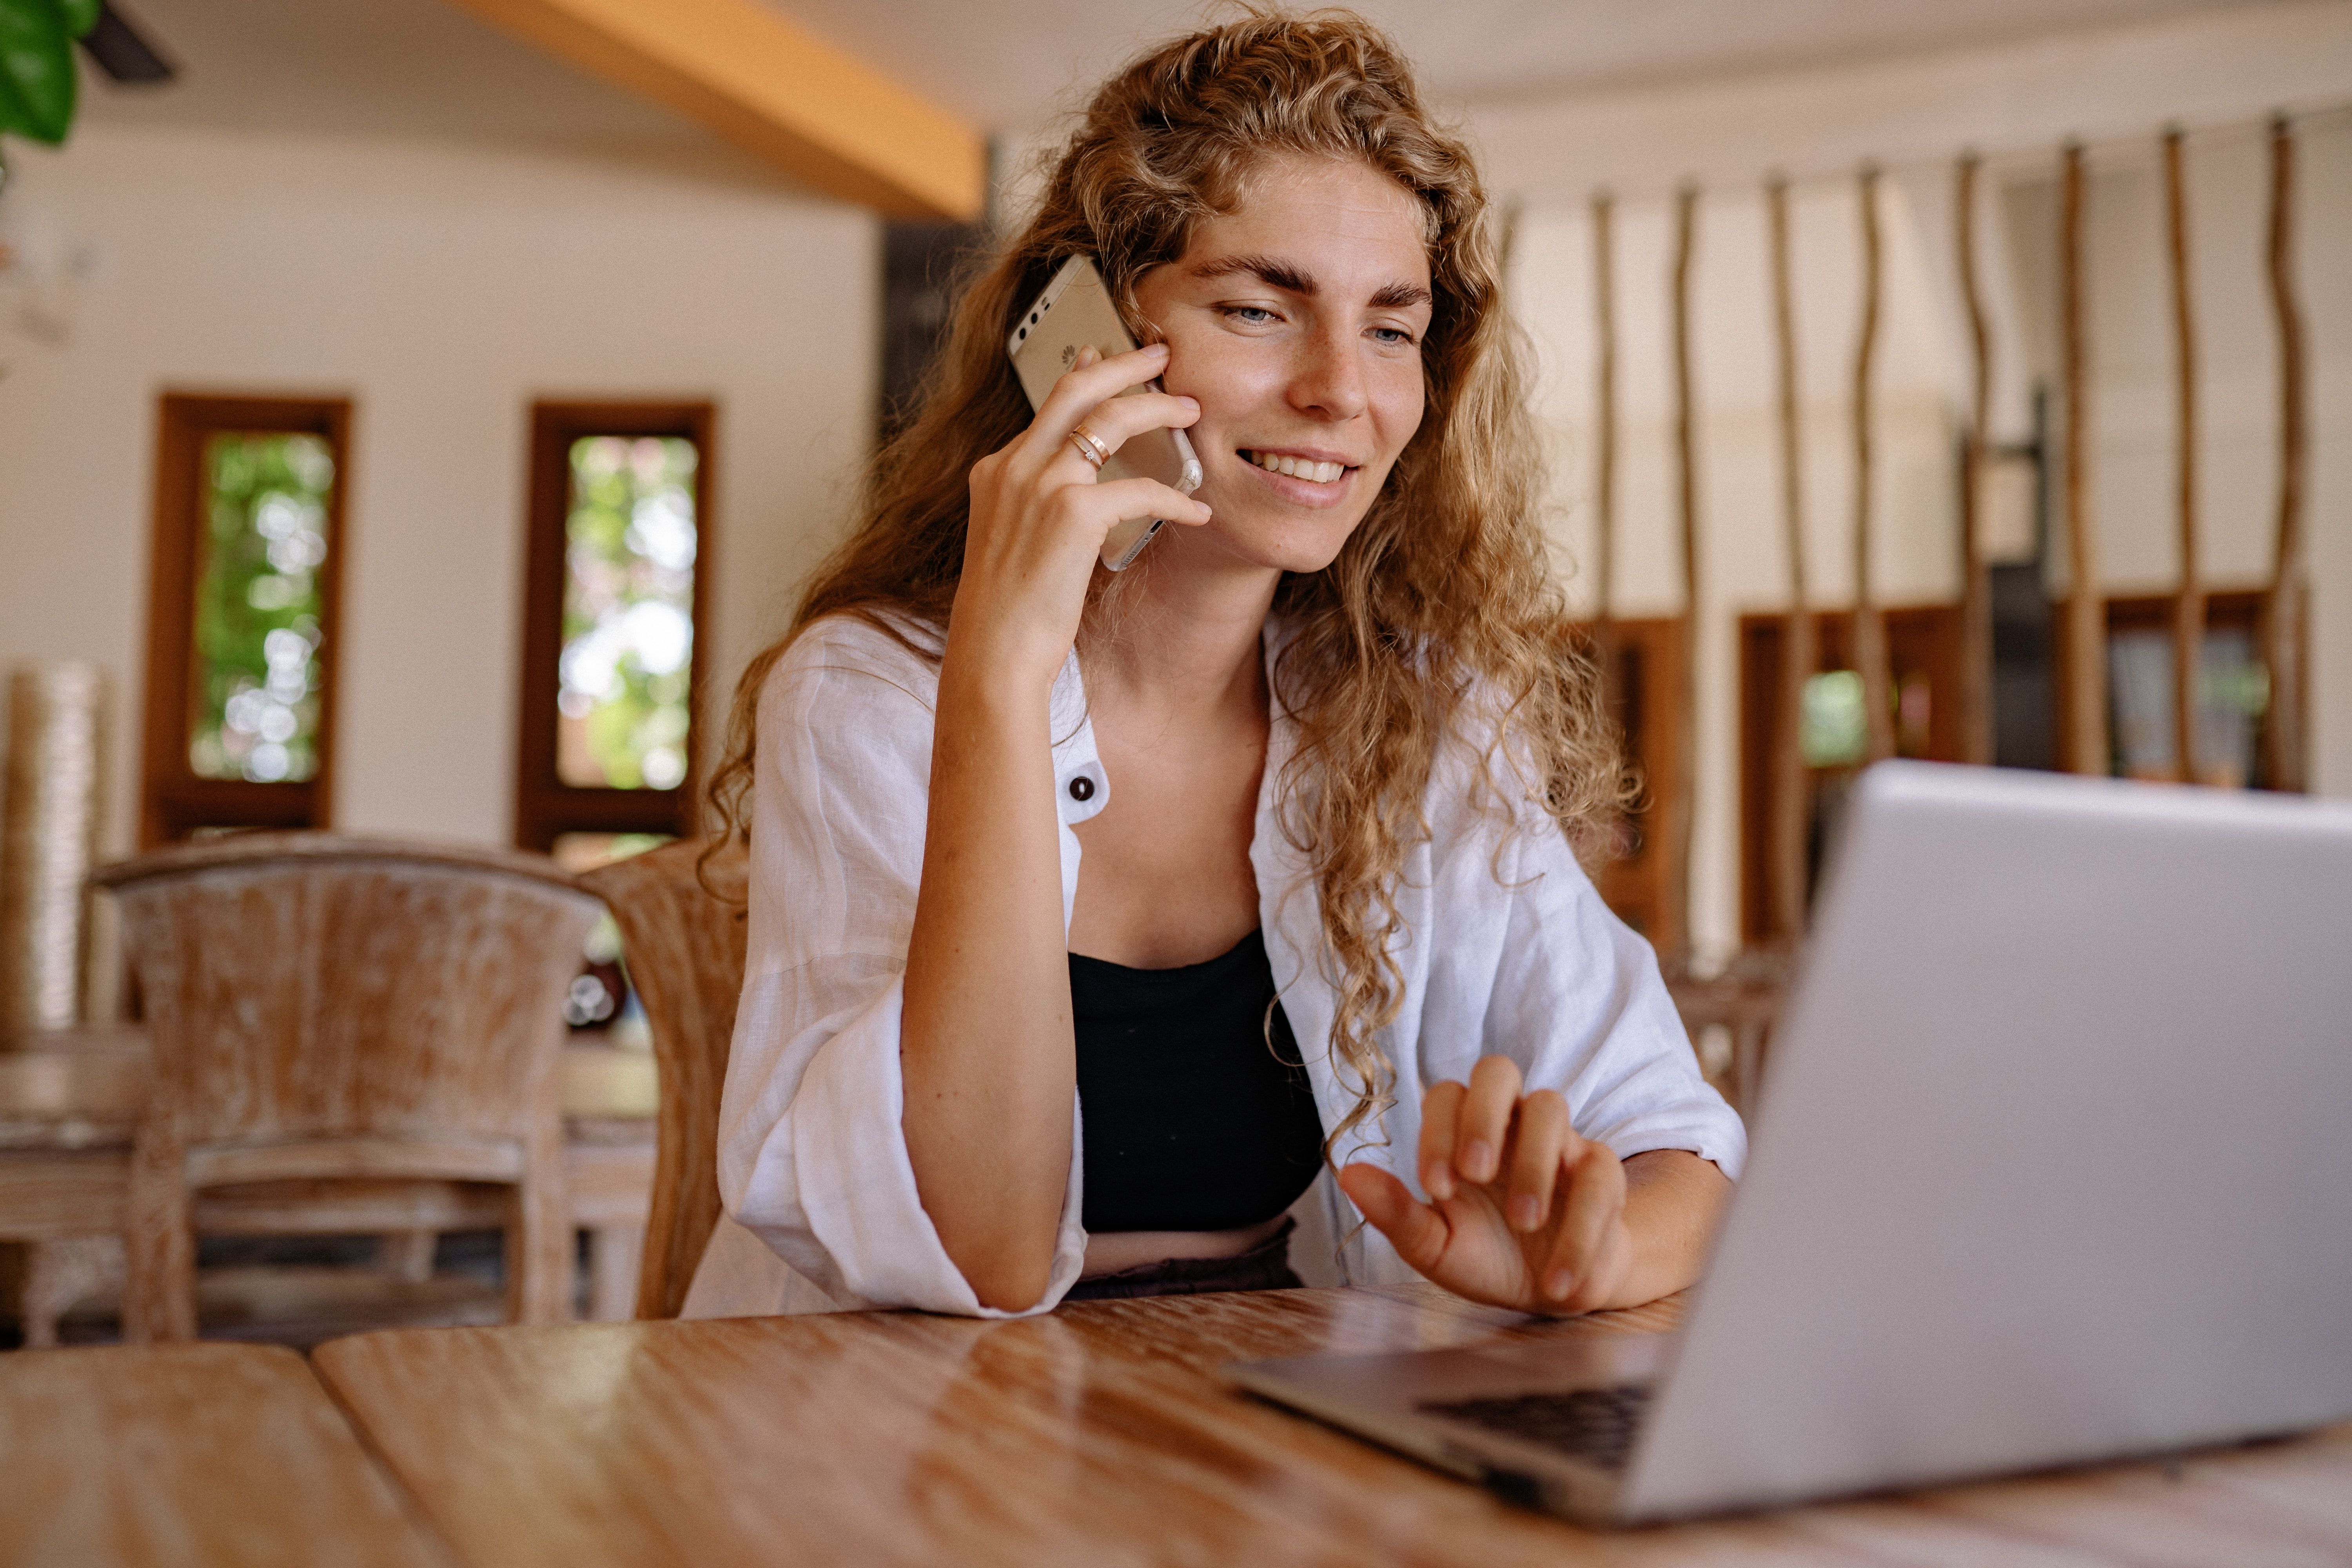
[{"left": 1068, "top": 424, "right": 1111, "bottom": 470}]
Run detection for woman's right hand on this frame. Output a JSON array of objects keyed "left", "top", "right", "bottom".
[{"left": 952, "top": 341, "right": 1210, "bottom": 688}]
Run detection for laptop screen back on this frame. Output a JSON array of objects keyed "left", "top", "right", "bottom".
[{"left": 1626, "top": 762, "right": 2352, "bottom": 1520}]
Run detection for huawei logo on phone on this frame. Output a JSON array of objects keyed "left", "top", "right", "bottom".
[{"left": 1060, "top": 344, "right": 1079, "bottom": 368}]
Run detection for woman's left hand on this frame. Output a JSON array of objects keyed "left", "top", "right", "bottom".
[{"left": 1337, "top": 1056, "right": 1636, "bottom": 1314}]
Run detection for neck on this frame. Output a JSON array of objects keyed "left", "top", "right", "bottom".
[{"left": 1078, "top": 536, "right": 1279, "bottom": 716}]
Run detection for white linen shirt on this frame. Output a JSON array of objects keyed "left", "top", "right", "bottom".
[{"left": 682, "top": 613, "right": 1745, "bottom": 1319}]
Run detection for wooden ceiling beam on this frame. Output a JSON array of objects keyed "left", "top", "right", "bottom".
[{"left": 444, "top": 0, "right": 984, "bottom": 221}]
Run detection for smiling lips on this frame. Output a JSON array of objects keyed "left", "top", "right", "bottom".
[{"left": 1243, "top": 449, "right": 1351, "bottom": 485}]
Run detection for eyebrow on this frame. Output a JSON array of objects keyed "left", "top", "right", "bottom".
[{"left": 1189, "top": 253, "right": 1431, "bottom": 311}]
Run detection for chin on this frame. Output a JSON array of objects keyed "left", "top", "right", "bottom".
[{"left": 1201, "top": 506, "right": 1359, "bottom": 575}]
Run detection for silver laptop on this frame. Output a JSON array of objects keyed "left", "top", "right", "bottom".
[{"left": 1232, "top": 760, "right": 2352, "bottom": 1524}]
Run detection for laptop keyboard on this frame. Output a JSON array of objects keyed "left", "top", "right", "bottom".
[{"left": 1416, "top": 1383, "right": 1653, "bottom": 1471}]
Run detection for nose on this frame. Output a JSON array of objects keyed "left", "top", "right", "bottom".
[{"left": 1286, "top": 323, "right": 1369, "bottom": 424}]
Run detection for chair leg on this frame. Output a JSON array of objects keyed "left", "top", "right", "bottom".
[
  {"left": 585, "top": 1225, "right": 642, "bottom": 1323},
  {"left": 378, "top": 1230, "right": 438, "bottom": 1282},
  {"left": 21, "top": 1236, "right": 127, "bottom": 1348},
  {"left": 506, "top": 1177, "right": 575, "bottom": 1325},
  {"left": 124, "top": 1136, "right": 198, "bottom": 1343},
  {"left": 1733, "top": 1019, "right": 1769, "bottom": 1115}
]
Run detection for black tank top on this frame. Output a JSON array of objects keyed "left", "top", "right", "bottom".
[{"left": 1069, "top": 929, "right": 1325, "bottom": 1234}]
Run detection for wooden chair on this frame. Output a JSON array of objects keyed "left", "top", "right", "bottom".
[
  {"left": 91, "top": 835, "right": 603, "bottom": 1341},
  {"left": 1665, "top": 947, "right": 1794, "bottom": 1116},
  {"left": 577, "top": 838, "right": 746, "bottom": 1319},
  {"left": 1, "top": 1030, "right": 656, "bottom": 1344}
]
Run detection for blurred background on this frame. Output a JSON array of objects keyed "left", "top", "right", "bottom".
[{"left": 0, "top": 0, "right": 2344, "bottom": 1052}]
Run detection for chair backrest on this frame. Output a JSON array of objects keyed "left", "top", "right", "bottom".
[
  {"left": 94, "top": 835, "right": 600, "bottom": 1163},
  {"left": 577, "top": 838, "right": 746, "bottom": 1318}
]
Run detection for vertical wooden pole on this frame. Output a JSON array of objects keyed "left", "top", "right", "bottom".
[
  {"left": 1765, "top": 176, "right": 1813, "bottom": 942},
  {"left": 2060, "top": 143, "right": 2109, "bottom": 776},
  {"left": 2262, "top": 115, "right": 2308, "bottom": 794},
  {"left": 1851, "top": 164, "right": 1895, "bottom": 763},
  {"left": 1668, "top": 184, "right": 1700, "bottom": 969},
  {"left": 1592, "top": 192, "right": 1620, "bottom": 709},
  {"left": 1955, "top": 153, "right": 1995, "bottom": 766},
  {"left": 2164, "top": 128, "right": 2203, "bottom": 785}
]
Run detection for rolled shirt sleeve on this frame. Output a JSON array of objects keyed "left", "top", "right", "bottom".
[
  {"left": 1419, "top": 702, "right": 1747, "bottom": 1182},
  {"left": 1483, "top": 822, "right": 1748, "bottom": 1180},
  {"left": 713, "top": 621, "right": 1087, "bottom": 1316}
]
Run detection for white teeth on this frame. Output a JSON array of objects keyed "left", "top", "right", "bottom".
[{"left": 1249, "top": 451, "right": 1344, "bottom": 483}]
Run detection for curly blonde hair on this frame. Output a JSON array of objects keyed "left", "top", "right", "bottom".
[{"left": 710, "top": 7, "right": 1625, "bottom": 1155}]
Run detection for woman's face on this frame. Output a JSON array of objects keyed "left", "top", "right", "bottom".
[{"left": 1131, "top": 153, "right": 1434, "bottom": 576}]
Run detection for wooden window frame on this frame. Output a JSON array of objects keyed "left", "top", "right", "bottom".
[
  {"left": 515, "top": 400, "right": 716, "bottom": 854},
  {"left": 1738, "top": 604, "right": 1964, "bottom": 946},
  {"left": 2053, "top": 589, "right": 2281, "bottom": 786},
  {"left": 1577, "top": 617, "right": 1686, "bottom": 949},
  {"left": 140, "top": 394, "right": 350, "bottom": 848}
]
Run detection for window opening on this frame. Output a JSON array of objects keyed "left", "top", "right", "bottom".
[
  {"left": 189, "top": 432, "right": 333, "bottom": 785},
  {"left": 515, "top": 401, "right": 713, "bottom": 854},
  {"left": 557, "top": 437, "right": 698, "bottom": 791},
  {"left": 142, "top": 396, "right": 348, "bottom": 846}
]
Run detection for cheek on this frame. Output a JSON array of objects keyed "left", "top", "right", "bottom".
[
  {"left": 1373, "top": 367, "right": 1428, "bottom": 461},
  {"left": 1169, "top": 345, "right": 1283, "bottom": 432},
  {"left": 1167, "top": 329, "right": 1298, "bottom": 414}
]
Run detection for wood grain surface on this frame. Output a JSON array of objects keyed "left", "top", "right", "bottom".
[
  {"left": 0, "top": 1341, "right": 449, "bottom": 1568},
  {"left": 312, "top": 1281, "right": 2352, "bottom": 1568}
]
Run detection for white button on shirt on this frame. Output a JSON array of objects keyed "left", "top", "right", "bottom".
[{"left": 682, "top": 614, "right": 1746, "bottom": 1319}]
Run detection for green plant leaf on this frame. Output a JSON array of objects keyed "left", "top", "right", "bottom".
[
  {"left": 58, "top": 0, "right": 101, "bottom": 38},
  {"left": 0, "top": 0, "right": 79, "bottom": 145}
]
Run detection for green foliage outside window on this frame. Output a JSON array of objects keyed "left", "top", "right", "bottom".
[
  {"left": 189, "top": 433, "right": 331, "bottom": 783},
  {"left": 1801, "top": 670, "right": 1868, "bottom": 769},
  {"left": 558, "top": 437, "right": 697, "bottom": 790}
]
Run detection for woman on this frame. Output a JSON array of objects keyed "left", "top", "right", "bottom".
[{"left": 684, "top": 11, "right": 1743, "bottom": 1320}]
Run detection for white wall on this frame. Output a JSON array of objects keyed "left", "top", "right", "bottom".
[
  {"left": 0, "top": 124, "right": 878, "bottom": 856},
  {"left": 1474, "top": 2, "right": 2352, "bottom": 964}
]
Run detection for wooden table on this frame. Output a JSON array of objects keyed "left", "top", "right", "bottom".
[
  {"left": 312, "top": 1283, "right": 2352, "bottom": 1567},
  {"left": 0, "top": 1341, "right": 447, "bottom": 1567}
]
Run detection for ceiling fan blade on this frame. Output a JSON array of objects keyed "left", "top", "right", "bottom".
[{"left": 78, "top": 1, "right": 175, "bottom": 85}]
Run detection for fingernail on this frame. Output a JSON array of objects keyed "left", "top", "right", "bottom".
[
  {"left": 1461, "top": 1140, "right": 1495, "bottom": 1182},
  {"left": 1148, "top": 341, "right": 1170, "bottom": 354},
  {"left": 1179, "top": 396, "right": 1200, "bottom": 411},
  {"left": 1544, "top": 1268, "right": 1575, "bottom": 1300},
  {"left": 1508, "top": 1195, "right": 1540, "bottom": 1231}
]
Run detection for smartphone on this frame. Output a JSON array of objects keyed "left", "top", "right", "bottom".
[{"left": 1006, "top": 256, "right": 1204, "bottom": 572}]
